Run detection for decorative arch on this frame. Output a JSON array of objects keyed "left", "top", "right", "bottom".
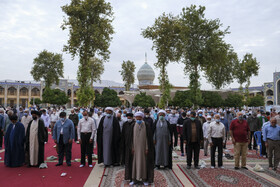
[
  {"left": 267, "top": 100, "right": 273, "bottom": 106},
  {"left": 119, "top": 91, "right": 124, "bottom": 95},
  {"left": 8, "top": 86, "right": 17, "bottom": 96},
  {"left": 31, "top": 87, "right": 40, "bottom": 96},
  {"left": 266, "top": 89, "right": 273, "bottom": 96},
  {"left": 67, "top": 89, "right": 72, "bottom": 97},
  {"left": 20, "top": 87, "right": 28, "bottom": 96},
  {"left": 0, "top": 86, "right": 4, "bottom": 95}
]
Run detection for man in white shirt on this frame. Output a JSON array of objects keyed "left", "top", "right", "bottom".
[
  {"left": 41, "top": 109, "right": 50, "bottom": 143},
  {"left": 50, "top": 109, "right": 59, "bottom": 135},
  {"left": 202, "top": 115, "right": 212, "bottom": 156},
  {"left": 77, "top": 110, "right": 96, "bottom": 168},
  {"left": 21, "top": 109, "right": 32, "bottom": 134},
  {"left": 208, "top": 114, "right": 226, "bottom": 168}
]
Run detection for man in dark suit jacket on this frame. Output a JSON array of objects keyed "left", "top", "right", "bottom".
[{"left": 183, "top": 111, "right": 203, "bottom": 169}]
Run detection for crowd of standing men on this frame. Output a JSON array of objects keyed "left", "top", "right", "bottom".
[{"left": 0, "top": 105, "right": 280, "bottom": 186}]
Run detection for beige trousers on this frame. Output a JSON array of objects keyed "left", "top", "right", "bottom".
[{"left": 234, "top": 142, "right": 248, "bottom": 167}]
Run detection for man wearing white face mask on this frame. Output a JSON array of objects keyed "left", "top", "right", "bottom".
[
  {"left": 97, "top": 107, "right": 121, "bottom": 167},
  {"left": 52, "top": 112, "right": 75, "bottom": 166},
  {"left": 202, "top": 115, "right": 212, "bottom": 156},
  {"left": 77, "top": 110, "right": 96, "bottom": 168},
  {"left": 208, "top": 114, "right": 226, "bottom": 168}
]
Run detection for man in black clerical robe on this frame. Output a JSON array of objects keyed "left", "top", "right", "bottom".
[
  {"left": 4, "top": 114, "right": 25, "bottom": 167},
  {"left": 97, "top": 107, "right": 121, "bottom": 166},
  {"left": 25, "top": 110, "right": 47, "bottom": 167},
  {"left": 120, "top": 113, "right": 134, "bottom": 166}
]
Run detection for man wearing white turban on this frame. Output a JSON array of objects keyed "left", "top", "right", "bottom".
[
  {"left": 153, "top": 110, "right": 172, "bottom": 169},
  {"left": 97, "top": 107, "right": 121, "bottom": 166},
  {"left": 125, "top": 112, "right": 154, "bottom": 185}
]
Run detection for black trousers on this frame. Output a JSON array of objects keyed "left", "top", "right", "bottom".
[
  {"left": 170, "top": 124, "right": 178, "bottom": 147},
  {"left": 0, "top": 130, "right": 3, "bottom": 148},
  {"left": 187, "top": 142, "right": 200, "bottom": 167},
  {"left": 74, "top": 126, "right": 78, "bottom": 141},
  {"left": 211, "top": 138, "right": 223, "bottom": 167},
  {"left": 223, "top": 132, "right": 228, "bottom": 149},
  {"left": 81, "top": 133, "right": 93, "bottom": 165},
  {"left": 45, "top": 127, "right": 48, "bottom": 142},
  {"left": 58, "top": 135, "right": 72, "bottom": 164},
  {"left": 180, "top": 135, "right": 187, "bottom": 154},
  {"left": 248, "top": 131, "right": 257, "bottom": 149}
]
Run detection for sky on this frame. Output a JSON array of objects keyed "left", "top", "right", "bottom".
[{"left": 0, "top": 0, "right": 280, "bottom": 90}]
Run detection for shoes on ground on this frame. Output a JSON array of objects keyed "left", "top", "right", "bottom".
[
  {"left": 143, "top": 182, "right": 149, "bottom": 186},
  {"left": 79, "top": 164, "right": 84, "bottom": 168},
  {"left": 56, "top": 163, "right": 62, "bottom": 166},
  {"left": 219, "top": 166, "right": 224, "bottom": 169},
  {"left": 187, "top": 165, "right": 191, "bottom": 169},
  {"left": 181, "top": 153, "right": 185, "bottom": 156},
  {"left": 234, "top": 167, "right": 239, "bottom": 170},
  {"left": 129, "top": 181, "right": 134, "bottom": 186},
  {"left": 211, "top": 166, "right": 215, "bottom": 169},
  {"left": 89, "top": 165, "right": 93, "bottom": 168},
  {"left": 195, "top": 166, "right": 200, "bottom": 169},
  {"left": 241, "top": 167, "right": 248, "bottom": 170},
  {"left": 67, "top": 163, "right": 71, "bottom": 166}
]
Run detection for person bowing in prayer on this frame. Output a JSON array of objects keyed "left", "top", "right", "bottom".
[
  {"left": 25, "top": 110, "right": 47, "bottom": 167},
  {"left": 4, "top": 114, "right": 25, "bottom": 167},
  {"left": 97, "top": 107, "right": 121, "bottom": 167},
  {"left": 153, "top": 110, "right": 172, "bottom": 169}
]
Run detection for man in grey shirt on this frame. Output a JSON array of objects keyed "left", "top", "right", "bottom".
[{"left": 247, "top": 112, "right": 261, "bottom": 150}]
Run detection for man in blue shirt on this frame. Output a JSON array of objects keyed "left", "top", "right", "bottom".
[
  {"left": 53, "top": 112, "right": 75, "bottom": 166},
  {"left": 262, "top": 117, "right": 280, "bottom": 170}
]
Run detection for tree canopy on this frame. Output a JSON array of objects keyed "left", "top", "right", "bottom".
[
  {"left": 248, "top": 95, "right": 264, "bottom": 107},
  {"left": 224, "top": 93, "right": 244, "bottom": 108},
  {"left": 31, "top": 50, "right": 64, "bottom": 88},
  {"left": 171, "top": 90, "right": 193, "bottom": 108},
  {"left": 120, "top": 60, "right": 136, "bottom": 91},
  {"left": 42, "top": 88, "right": 70, "bottom": 106},
  {"left": 132, "top": 92, "right": 156, "bottom": 108},
  {"left": 94, "top": 87, "right": 121, "bottom": 107},
  {"left": 201, "top": 91, "right": 224, "bottom": 108},
  {"left": 62, "top": 0, "right": 114, "bottom": 106},
  {"left": 142, "top": 13, "right": 180, "bottom": 108}
]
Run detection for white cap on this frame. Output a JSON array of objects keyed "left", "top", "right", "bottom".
[
  {"left": 158, "top": 110, "right": 166, "bottom": 115},
  {"left": 105, "top": 107, "right": 114, "bottom": 112},
  {"left": 135, "top": 111, "right": 144, "bottom": 118}
]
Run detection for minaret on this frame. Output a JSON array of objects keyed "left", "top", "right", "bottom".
[{"left": 145, "top": 52, "right": 147, "bottom": 64}]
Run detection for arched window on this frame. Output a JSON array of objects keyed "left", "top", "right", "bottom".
[
  {"left": 8, "top": 87, "right": 17, "bottom": 96},
  {"left": 20, "top": 87, "right": 28, "bottom": 96},
  {"left": 266, "top": 89, "right": 273, "bottom": 96},
  {"left": 31, "top": 88, "right": 40, "bottom": 96}
]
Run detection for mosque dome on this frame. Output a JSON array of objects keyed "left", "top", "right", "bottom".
[{"left": 137, "top": 62, "right": 155, "bottom": 86}]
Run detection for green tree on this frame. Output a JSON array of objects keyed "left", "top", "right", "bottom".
[
  {"left": 132, "top": 92, "right": 156, "bottom": 108},
  {"left": 31, "top": 50, "right": 64, "bottom": 88},
  {"left": 29, "top": 98, "right": 42, "bottom": 106},
  {"left": 42, "top": 88, "right": 70, "bottom": 105},
  {"left": 201, "top": 91, "right": 224, "bottom": 108},
  {"left": 224, "top": 93, "right": 244, "bottom": 108},
  {"left": 177, "top": 5, "right": 237, "bottom": 107},
  {"left": 94, "top": 87, "right": 121, "bottom": 107},
  {"left": 171, "top": 90, "right": 193, "bottom": 108},
  {"left": 142, "top": 13, "right": 180, "bottom": 108},
  {"left": 235, "top": 53, "right": 260, "bottom": 102},
  {"left": 89, "top": 57, "right": 104, "bottom": 87},
  {"left": 248, "top": 95, "right": 264, "bottom": 107},
  {"left": 61, "top": 0, "right": 114, "bottom": 106},
  {"left": 120, "top": 60, "right": 136, "bottom": 91}
]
